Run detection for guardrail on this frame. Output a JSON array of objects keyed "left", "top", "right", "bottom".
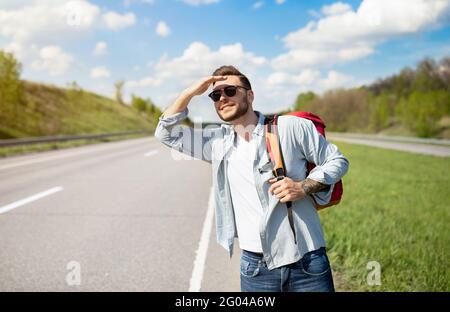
[
  {"left": 0, "top": 130, "right": 151, "bottom": 147},
  {"left": 327, "top": 132, "right": 450, "bottom": 146}
]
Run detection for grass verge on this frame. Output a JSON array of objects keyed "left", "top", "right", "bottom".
[{"left": 322, "top": 141, "right": 450, "bottom": 291}]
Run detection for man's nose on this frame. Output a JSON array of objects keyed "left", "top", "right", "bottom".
[{"left": 219, "top": 92, "right": 228, "bottom": 101}]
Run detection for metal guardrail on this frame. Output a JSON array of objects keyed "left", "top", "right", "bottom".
[
  {"left": 327, "top": 132, "right": 450, "bottom": 146},
  {"left": 0, "top": 130, "right": 151, "bottom": 147}
]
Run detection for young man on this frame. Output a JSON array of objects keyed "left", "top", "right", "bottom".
[{"left": 155, "top": 65, "right": 349, "bottom": 292}]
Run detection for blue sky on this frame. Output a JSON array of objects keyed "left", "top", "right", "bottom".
[{"left": 1, "top": 0, "right": 449, "bottom": 121}]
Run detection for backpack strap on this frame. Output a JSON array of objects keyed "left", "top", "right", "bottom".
[{"left": 264, "top": 115, "right": 296, "bottom": 244}]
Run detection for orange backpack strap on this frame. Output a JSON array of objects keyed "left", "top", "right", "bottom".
[
  {"left": 264, "top": 115, "right": 296, "bottom": 243},
  {"left": 264, "top": 115, "right": 285, "bottom": 177}
]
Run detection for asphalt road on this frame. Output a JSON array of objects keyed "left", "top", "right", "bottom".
[
  {"left": 1, "top": 133, "right": 446, "bottom": 292},
  {"left": 0, "top": 137, "right": 240, "bottom": 291}
]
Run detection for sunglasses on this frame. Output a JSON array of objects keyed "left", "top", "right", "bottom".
[{"left": 208, "top": 85, "right": 250, "bottom": 102}]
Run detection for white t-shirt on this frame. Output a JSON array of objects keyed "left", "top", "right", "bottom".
[{"left": 227, "top": 133, "right": 265, "bottom": 253}]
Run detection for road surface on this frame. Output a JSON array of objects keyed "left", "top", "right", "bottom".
[
  {"left": 1, "top": 133, "right": 446, "bottom": 291},
  {"left": 0, "top": 137, "right": 240, "bottom": 291}
]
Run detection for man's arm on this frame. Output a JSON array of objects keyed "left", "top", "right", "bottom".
[
  {"left": 300, "top": 178, "right": 328, "bottom": 195},
  {"left": 154, "top": 76, "right": 227, "bottom": 163},
  {"left": 268, "top": 177, "right": 329, "bottom": 203},
  {"left": 162, "top": 76, "right": 226, "bottom": 117},
  {"left": 297, "top": 118, "right": 349, "bottom": 204}
]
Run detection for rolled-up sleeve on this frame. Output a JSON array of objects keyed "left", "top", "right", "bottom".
[
  {"left": 154, "top": 107, "right": 221, "bottom": 163},
  {"left": 296, "top": 118, "right": 349, "bottom": 205}
]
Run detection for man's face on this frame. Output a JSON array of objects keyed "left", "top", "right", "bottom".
[{"left": 211, "top": 76, "right": 253, "bottom": 122}]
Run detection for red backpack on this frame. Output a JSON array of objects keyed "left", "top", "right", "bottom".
[{"left": 264, "top": 111, "right": 344, "bottom": 211}]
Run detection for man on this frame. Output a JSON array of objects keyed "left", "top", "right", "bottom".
[{"left": 155, "top": 65, "right": 349, "bottom": 292}]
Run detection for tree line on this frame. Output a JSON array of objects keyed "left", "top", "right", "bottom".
[{"left": 290, "top": 57, "right": 450, "bottom": 138}]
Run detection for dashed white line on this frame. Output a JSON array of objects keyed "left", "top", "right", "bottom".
[
  {"left": 144, "top": 150, "right": 159, "bottom": 157},
  {"left": 0, "top": 186, "right": 64, "bottom": 214},
  {"left": 189, "top": 186, "right": 215, "bottom": 292}
]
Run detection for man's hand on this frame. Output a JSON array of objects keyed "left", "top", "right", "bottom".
[
  {"left": 268, "top": 177, "right": 328, "bottom": 203},
  {"left": 162, "top": 76, "right": 227, "bottom": 117},
  {"left": 185, "top": 75, "right": 227, "bottom": 97}
]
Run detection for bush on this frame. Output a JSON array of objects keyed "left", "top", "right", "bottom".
[{"left": 396, "top": 90, "right": 449, "bottom": 137}]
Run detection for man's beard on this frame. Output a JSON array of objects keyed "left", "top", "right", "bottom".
[{"left": 217, "top": 98, "right": 249, "bottom": 122}]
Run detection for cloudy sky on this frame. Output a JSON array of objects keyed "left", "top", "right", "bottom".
[{"left": 1, "top": 0, "right": 449, "bottom": 122}]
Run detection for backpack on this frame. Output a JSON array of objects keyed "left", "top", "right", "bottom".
[{"left": 264, "top": 111, "right": 344, "bottom": 211}]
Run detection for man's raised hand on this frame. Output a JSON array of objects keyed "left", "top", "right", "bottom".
[{"left": 186, "top": 76, "right": 227, "bottom": 97}]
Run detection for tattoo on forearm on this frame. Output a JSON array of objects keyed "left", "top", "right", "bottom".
[{"left": 301, "top": 178, "right": 328, "bottom": 195}]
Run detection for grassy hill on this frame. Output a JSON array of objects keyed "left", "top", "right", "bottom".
[{"left": 0, "top": 80, "right": 158, "bottom": 140}]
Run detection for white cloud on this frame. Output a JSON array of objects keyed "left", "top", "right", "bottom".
[
  {"left": 321, "top": 2, "right": 352, "bottom": 16},
  {"left": 275, "top": 0, "right": 285, "bottom": 4},
  {"left": 123, "top": 0, "right": 155, "bottom": 7},
  {"left": 155, "top": 21, "right": 171, "bottom": 37},
  {"left": 0, "top": 0, "right": 136, "bottom": 78},
  {"left": 3, "top": 41, "right": 26, "bottom": 60},
  {"left": 151, "top": 42, "right": 267, "bottom": 87},
  {"left": 31, "top": 45, "right": 73, "bottom": 76},
  {"left": 253, "top": 2, "right": 264, "bottom": 9},
  {"left": 126, "top": 76, "right": 162, "bottom": 88},
  {"left": 102, "top": 11, "right": 136, "bottom": 30},
  {"left": 320, "top": 70, "right": 354, "bottom": 90},
  {"left": 180, "top": 0, "right": 220, "bottom": 6},
  {"left": 274, "top": 0, "right": 450, "bottom": 71},
  {"left": 272, "top": 45, "right": 374, "bottom": 69},
  {"left": 123, "top": 41, "right": 268, "bottom": 120},
  {"left": 90, "top": 66, "right": 111, "bottom": 78},
  {"left": 266, "top": 69, "right": 354, "bottom": 91},
  {"left": 93, "top": 41, "right": 108, "bottom": 56},
  {"left": 0, "top": 0, "right": 100, "bottom": 44},
  {"left": 267, "top": 69, "right": 321, "bottom": 86}
]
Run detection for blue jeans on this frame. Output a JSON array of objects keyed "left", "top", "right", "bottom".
[{"left": 240, "top": 247, "right": 335, "bottom": 292}]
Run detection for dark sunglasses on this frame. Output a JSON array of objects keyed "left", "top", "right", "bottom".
[{"left": 208, "top": 85, "right": 249, "bottom": 102}]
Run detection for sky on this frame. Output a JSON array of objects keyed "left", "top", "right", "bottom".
[{"left": 1, "top": 0, "right": 449, "bottom": 122}]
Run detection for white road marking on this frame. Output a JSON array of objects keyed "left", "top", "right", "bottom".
[
  {"left": 0, "top": 186, "right": 64, "bottom": 214},
  {"left": 189, "top": 186, "right": 215, "bottom": 292},
  {"left": 144, "top": 150, "right": 159, "bottom": 157}
]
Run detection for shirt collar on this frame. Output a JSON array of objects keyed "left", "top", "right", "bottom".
[{"left": 253, "top": 110, "right": 266, "bottom": 136}]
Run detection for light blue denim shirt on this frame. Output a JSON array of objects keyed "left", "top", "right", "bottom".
[{"left": 155, "top": 108, "right": 349, "bottom": 270}]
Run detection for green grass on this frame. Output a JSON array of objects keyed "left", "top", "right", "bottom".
[{"left": 321, "top": 141, "right": 450, "bottom": 291}]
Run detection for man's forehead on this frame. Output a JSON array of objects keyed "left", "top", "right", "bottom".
[{"left": 213, "top": 76, "right": 241, "bottom": 90}]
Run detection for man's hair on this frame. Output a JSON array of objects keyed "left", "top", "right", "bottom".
[{"left": 212, "top": 65, "right": 252, "bottom": 90}]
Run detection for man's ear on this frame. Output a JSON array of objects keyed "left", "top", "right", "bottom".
[{"left": 247, "top": 89, "right": 254, "bottom": 103}]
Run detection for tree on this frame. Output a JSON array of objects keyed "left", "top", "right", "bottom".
[
  {"left": 293, "top": 91, "right": 316, "bottom": 111},
  {"left": 413, "top": 58, "right": 446, "bottom": 92},
  {"left": 438, "top": 57, "right": 450, "bottom": 90},
  {"left": 131, "top": 94, "right": 147, "bottom": 112},
  {"left": 0, "top": 50, "right": 22, "bottom": 107},
  {"left": 396, "top": 91, "right": 448, "bottom": 137},
  {"left": 368, "top": 92, "right": 392, "bottom": 132},
  {"left": 114, "top": 80, "right": 125, "bottom": 105},
  {"left": 0, "top": 50, "right": 22, "bottom": 130}
]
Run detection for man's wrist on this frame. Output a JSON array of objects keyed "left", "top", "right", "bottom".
[
  {"left": 181, "top": 88, "right": 196, "bottom": 100},
  {"left": 300, "top": 178, "right": 328, "bottom": 195}
]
